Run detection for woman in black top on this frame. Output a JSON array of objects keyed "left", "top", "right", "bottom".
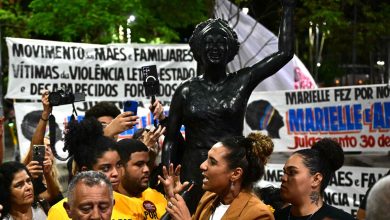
[{"left": 274, "top": 138, "right": 354, "bottom": 220}]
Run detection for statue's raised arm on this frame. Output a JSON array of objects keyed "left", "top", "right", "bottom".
[{"left": 247, "top": 0, "right": 295, "bottom": 91}]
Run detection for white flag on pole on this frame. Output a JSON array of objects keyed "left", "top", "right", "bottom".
[{"left": 214, "top": 0, "right": 317, "bottom": 91}]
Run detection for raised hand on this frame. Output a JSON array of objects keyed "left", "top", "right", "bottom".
[
  {"left": 158, "top": 163, "right": 189, "bottom": 198},
  {"left": 104, "top": 112, "right": 139, "bottom": 138},
  {"left": 43, "top": 146, "right": 53, "bottom": 175},
  {"left": 26, "top": 160, "right": 43, "bottom": 179},
  {"left": 41, "top": 90, "right": 52, "bottom": 116},
  {"left": 141, "top": 125, "right": 166, "bottom": 150},
  {"left": 149, "top": 99, "right": 166, "bottom": 121}
]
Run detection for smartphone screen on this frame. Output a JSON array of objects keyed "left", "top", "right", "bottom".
[
  {"left": 32, "top": 145, "right": 46, "bottom": 168},
  {"left": 123, "top": 100, "right": 138, "bottom": 115}
]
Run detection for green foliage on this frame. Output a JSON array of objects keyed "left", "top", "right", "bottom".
[
  {"left": 317, "top": 57, "right": 345, "bottom": 86},
  {"left": 27, "top": 0, "right": 209, "bottom": 43},
  {"left": 1, "top": 0, "right": 389, "bottom": 87},
  {"left": 0, "top": 4, "right": 30, "bottom": 38},
  {"left": 122, "top": 0, "right": 209, "bottom": 43},
  {"left": 0, "top": 2, "right": 30, "bottom": 94},
  {"left": 28, "top": 0, "right": 137, "bottom": 43},
  {"left": 295, "top": 0, "right": 390, "bottom": 85}
]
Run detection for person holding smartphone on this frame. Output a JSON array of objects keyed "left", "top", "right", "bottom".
[
  {"left": 85, "top": 99, "right": 167, "bottom": 140},
  {"left": 84, "top": 101, "right": 137, "bottom": 139},
  {"left": 101, "top": 102, "right": 139, "bottom": 139},
  {"left": 22, "top": 90, "right": 63, "bottom": 208}
]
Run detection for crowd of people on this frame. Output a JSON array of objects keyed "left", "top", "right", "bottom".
[{"left": 0, "top": 92, "right": 388, "bottom": 220}]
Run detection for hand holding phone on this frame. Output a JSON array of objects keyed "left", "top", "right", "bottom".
[
  {"left": 123, "top": 101, "right": 138, "bottom": 115},
  {"left": 32, "top": 145, "right": 46, "bottom": 170}
]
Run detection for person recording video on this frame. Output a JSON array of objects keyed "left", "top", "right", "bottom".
[{"left": 22, "top": 90, "right": 63, "bottom": 208}]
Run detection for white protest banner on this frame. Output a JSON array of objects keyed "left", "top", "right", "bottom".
[
  {"left": 14, "top": 101, "right": 162, "bottom": 162},
  {"left": 258, "top": 164, "right": 389, "bottom": 216},
  {"left": 6, "top": 38, "right": 197, "bottom": 104},
  {"left": 244, "top": 84, "right": 390, "bottom": 152}
]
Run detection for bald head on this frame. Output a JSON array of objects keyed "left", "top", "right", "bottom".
[{"left": 366, "top": 175, "right": 390, "bottom": 220}]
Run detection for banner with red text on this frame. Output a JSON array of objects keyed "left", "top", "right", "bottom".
[
  {"left": 6, "top": 37, "right": 197, "bottom": 104},
  {"left": 244, "top": 84, "right": 390, "bottom": 152},
  {"left": 258, "top": 164, "right": 389, "bottom": 216}
]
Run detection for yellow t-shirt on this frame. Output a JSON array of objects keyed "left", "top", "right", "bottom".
[
  {"left": 139, "top": 187, "right": 168, "bottom": 220},
  {"left": 47, "top": 191, "right": 144, "bottom": 220}
]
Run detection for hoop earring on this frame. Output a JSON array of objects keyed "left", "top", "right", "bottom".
[{"left": 230, "top": 180, "right": 235, "bottom": 189}]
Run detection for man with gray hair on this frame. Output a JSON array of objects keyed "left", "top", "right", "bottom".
[
  {"left": 63, "top": 171, "right": 114, "bottom": 220},
  {"left": 366, "top": 175, "right": 390, "bottom": 220}
]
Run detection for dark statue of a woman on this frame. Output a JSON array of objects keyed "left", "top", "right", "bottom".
[{"left": 163, "top": 0, "right": 295, "bottom": 212}]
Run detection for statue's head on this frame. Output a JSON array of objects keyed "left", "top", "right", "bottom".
[{"left": 189, "top": 18, "right": 239, "bottom": 65}]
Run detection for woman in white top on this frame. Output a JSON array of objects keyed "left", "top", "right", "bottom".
[{"left": 0, "top": 161, "right": 46, "bottom": 220}]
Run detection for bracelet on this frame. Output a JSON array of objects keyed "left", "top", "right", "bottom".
[{"left": 40, "top": 117, "right": 49, "bottom": 121}]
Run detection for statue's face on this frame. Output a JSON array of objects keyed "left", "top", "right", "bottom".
[{"left": 201, "top": 30, "right": 228, "bottom": 65}]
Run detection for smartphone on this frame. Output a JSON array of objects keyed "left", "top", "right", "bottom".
[
  {"left": 142, "top": 65, "right": 160, "bottom": 97},
  {"left": 32, "top": 145, "right": 46, "bottom": 168},
  {"left": 123, "top": 100, "right": 138, "bottom": 115}
]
